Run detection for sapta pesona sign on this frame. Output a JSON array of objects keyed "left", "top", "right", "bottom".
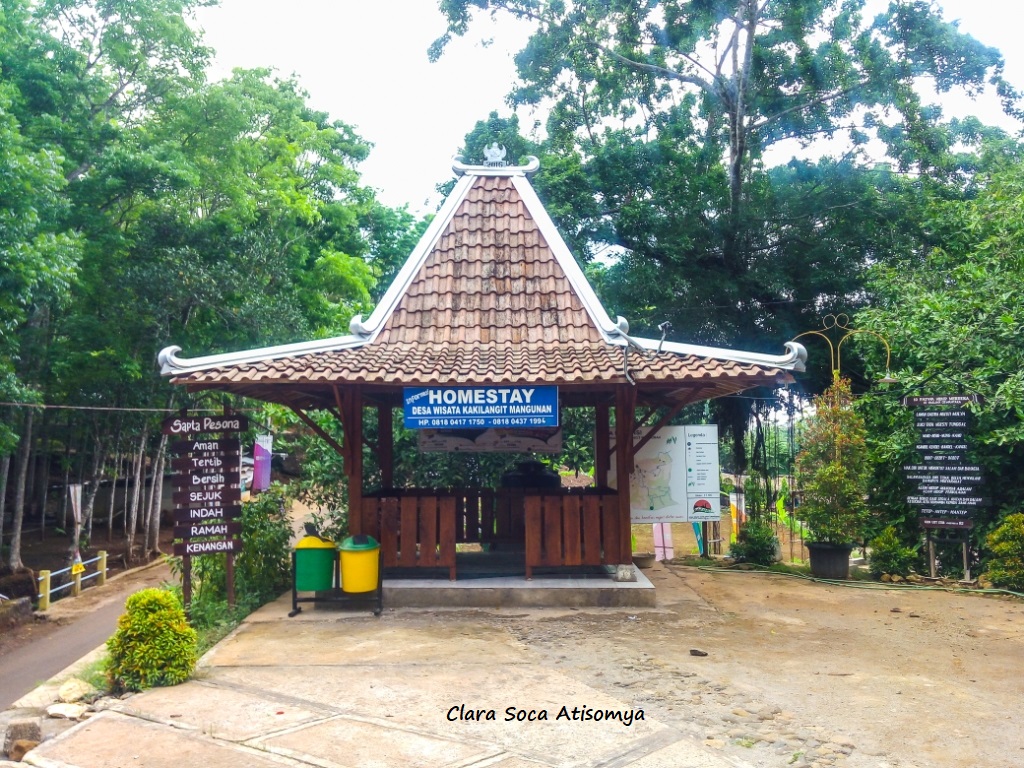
[{"left": 403, "top": 386, "right": 559, "bottom": 429}]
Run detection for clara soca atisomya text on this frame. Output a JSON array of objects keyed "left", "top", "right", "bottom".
[{"left": 447, "top": 704, "right": 644, "bottom": 727}]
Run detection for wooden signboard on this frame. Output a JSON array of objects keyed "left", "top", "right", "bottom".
[{"left": 167, "top": 409, "right": 246, "bottom": 607}]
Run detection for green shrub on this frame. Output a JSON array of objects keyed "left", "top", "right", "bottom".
[
  {"left": 729, "top": 519, "right": 779, "bottom": 566},
  {"left": 985, "top": 513, "right": 1024, "bottom": 591},
  {"left": 106, "top": 588, "right": 197, "bottom": 693},
  {"left": 868, "top": 526, "right": 918, "bottom": 577}
]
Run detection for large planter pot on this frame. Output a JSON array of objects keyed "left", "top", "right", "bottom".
[{"left": 806, "top": 542, "right": 854, "bottom": 580}]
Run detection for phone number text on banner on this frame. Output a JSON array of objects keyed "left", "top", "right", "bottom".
[{"left": 403, "top": 386, "right": 559, "bottom": 429}]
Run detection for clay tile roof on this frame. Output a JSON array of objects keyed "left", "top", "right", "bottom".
[{"left": 159, "top": 160, "right": 805, "bottom": 404}]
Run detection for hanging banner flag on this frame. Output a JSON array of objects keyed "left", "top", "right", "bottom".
[
  {"left": 252, "top": 435, "right": 273, "bottom": 491},
  {"left": 653, "top": 522, "right": 674, "bottom": 560},
  {"left": 69, "top": 484, "right": 83, "bottom": 525}
]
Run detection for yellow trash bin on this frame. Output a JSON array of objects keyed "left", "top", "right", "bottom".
[{"left": 339, "top": 535, "right": 380, "bottom": 593}]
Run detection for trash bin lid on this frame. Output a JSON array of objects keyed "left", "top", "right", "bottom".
[
  {"left": 296, "top": 535, "right": 335, "bottom": 549},
  {"left": 340, "top": 534, "right": 379, "bottom": 550}
]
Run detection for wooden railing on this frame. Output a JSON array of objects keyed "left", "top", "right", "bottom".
[
  {"left": 523, "top": 492, "right": 619, "bottom": 579},
  {"left": 361, "top": 488, "right": 620, "bottom": 581}
]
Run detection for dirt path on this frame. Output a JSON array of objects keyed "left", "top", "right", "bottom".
[
  {"left": 493, "top": 562, "right": 1023, "bottom": 768},
  {"left": 4, "top": 555, "right": 1021, "bottom": 768}
]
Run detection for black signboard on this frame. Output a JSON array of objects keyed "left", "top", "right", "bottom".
[
  {"left": 173, "top": 505, "right": 242, "bottom": 523},
  {"left": 918, "top": 516, "right": 974, "bottom": 530},
  {"left": 173, "top": 538, "right": 242, "bottom": 556},
  {"left": 170, "top": 438, "right": 241, "bottom": 455},
  {"left": 171, "top": 471, "right": 241, "bottom": 490},
  {"left": 167, "top": 410, "right": 247, "bottom": 607},
  {"left": 162, "top": 414, "right": 249, "bottom": 436},
  {"left": 903, "top": 395, "right": 980, "bottom": 407},
  {"left": 907, "top": 495, "right": 987, "bottom": 506},
  {"left": 173, "top": 521, "right": 243, "bottom": 539},
  {"left": 914, "top": 442, "right": 969, "bottom": 452},
  {"left": 902, "top": 395, "right": 985, "bottom": 533}
]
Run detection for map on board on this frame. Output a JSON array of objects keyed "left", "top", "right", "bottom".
[
  {"left": 632, "top": 451, "right": 678, "bottom": 512},
  {"left": 610, "top": 425, "right": 721, "bottom": 524}
]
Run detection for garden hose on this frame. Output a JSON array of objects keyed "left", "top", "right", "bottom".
[{"left": 679, "top": 562, "right": 1024, "bottom": 599}]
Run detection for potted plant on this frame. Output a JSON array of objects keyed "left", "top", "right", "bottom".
[
  {"left": 631, "top": 533, "right": 657, "bottom": 569},
  {"left": 795, "top": 377, "right": 872, "bottom": 579}
]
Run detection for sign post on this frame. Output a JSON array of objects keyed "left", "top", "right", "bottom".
[{"left": 163, "top": 410, "right": 248, "bottom": 608}]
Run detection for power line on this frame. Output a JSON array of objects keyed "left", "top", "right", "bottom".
[{"left": 0, "top": 401, "right": 253, "bottom": 414}]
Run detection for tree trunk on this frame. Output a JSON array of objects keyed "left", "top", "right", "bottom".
[
  {"left": 59, "top": 435, "right": 72, "bottom": 531},
  {"left": 0, "top": 454, "right": 10, "bottom": 555},
  {"left": 83, "top": 433, "right": 107, "bottom": 544},
  {"left": 147, "top": 433, "right": 168, "bottom": 555},
  {"left": 107, "top": 417, "right": 123, "bottom": 543},
  {"left": 125, "top": 428, "right": 147, "bottom": 563},
  {"left": 7, "top": 409, "right": 35, "bottom": 571}
]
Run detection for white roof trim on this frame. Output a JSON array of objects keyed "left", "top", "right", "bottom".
[
  {"left": 158, "top": 335, "right": 367, "bottom": 376},
  {"left": 630, "top": 338, "right": 807, "bottom": 372},
  {"left": 509, "top": 174, "right": 623, "bottom": 343}
]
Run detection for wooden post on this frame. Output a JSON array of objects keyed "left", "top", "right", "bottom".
[
  {"left": 226, "top": 552, "right": 236, "bottom": 608},
  {"left": 927, "top": 531, "right": 936, "bottom": 578},
  {"left": 98, "top": 550, "right": 107, "bottom": 586},
  {"left": 72, "top": 568, "right": 82, "bottom": 597},
  {"left": 38, "top": 570, "right": 51, "bottom": 611},
  {"left": 378, "top": 404, "right": 394, "bottom": 490},
  {"left": 595, "top": 402, "right": 610, "bottom": 488},
  {"left": 614, "top": 386, "right": 636, "bottom": 563},
  {"left": 182, "top": 554, "right": 192, "bottom": 608}
]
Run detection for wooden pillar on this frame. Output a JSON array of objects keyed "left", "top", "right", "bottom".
[
  {"left": 595, "top": 402, "right": 610, "bottom": 488},
  {"left": 614, "top": 385, "right": 636, "bottom": 563},
  {"left": 334, "top": 386, "right": 364, "bottom": 535},
  {"left": 378, "top": 403, "right": 394, "bottom": 490},
  {"left": 348, "top": 387, "right": 364, "bottom": 535}
]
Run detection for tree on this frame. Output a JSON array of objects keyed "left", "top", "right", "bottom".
[
  {"left": 856, "top": 154, "right": 1024, "bottom": 550},
  {"left": 795, "top": 376, "right": 872, "bottom": 545},
  {"left": 435, "top": 1, "right": 1020, "bottom": 469}
]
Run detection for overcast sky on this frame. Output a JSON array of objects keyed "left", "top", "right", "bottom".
[{"left": 193, "top": 1, "right": 1023, "bottom": 215}]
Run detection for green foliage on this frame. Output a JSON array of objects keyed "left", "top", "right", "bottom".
[
  {"left": 233, "top": 484, "right": 294, "bottom": 602},
  {"left": 857, "top": 158, "right": 1024, "bottom": 547},
  {"left": 729, "top": 519, "right": 779, "bottom": 566},
  {"left": 105, "top": 587, "right": 197, "bottom": 693},
  {"left": 171, "top": 482, "right": 294, "bottom": 616},
  {"left": 795, "top": 378, "right": 872, "bottom": 545},
  {"left": 984, "top": 513, "right": 1024, "bottom": 591},
  {"left": 868, "top": 526, "right": 918, "bottom": 578}
]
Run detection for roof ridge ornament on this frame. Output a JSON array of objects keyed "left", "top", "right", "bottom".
[
  {"left": 452, "top": 153, "right": 540, "bottom": 177},
  {"left": 483, "top": 143, "right": 508, "bottom": 167}
]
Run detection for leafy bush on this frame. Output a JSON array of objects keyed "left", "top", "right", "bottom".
[
  {"left": 170, "top": 483, "right": 295, "bottom": 623},
  {"left": 106, "top": 588, "right": 197, "bottom": 692},
  {"left": 868, "top": 526, "right": 918, "bottom": 577},
  {"left": 985, "top": 513, "right": 1024, "bottom": 591},
  {"left": 729, "top": 519, "right": 779, "bottom": 566}
]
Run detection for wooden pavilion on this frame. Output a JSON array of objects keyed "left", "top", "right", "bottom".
[{"left": 159, "top": 155, "right": 806, "bottom": 582}]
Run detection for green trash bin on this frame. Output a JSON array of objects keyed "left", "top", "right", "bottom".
[
  {"left": 339, "top": 535, "right": 380, "bottom": 593},
  {"left": 294, "top": 535, "right": 336, "bottom": 591}
]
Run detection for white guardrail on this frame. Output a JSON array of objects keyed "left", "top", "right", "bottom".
[{"left": 35, "top": 552, "right": 108, "bottom": 611}]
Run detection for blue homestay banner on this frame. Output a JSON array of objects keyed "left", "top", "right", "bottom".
[{"left": 403, "top": 386, "right": 559, "bottom": 429}]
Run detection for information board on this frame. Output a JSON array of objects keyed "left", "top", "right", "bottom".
[
  {"left": 902, "top": 396, "right": 984, "bottom": 531},
  {"left": 611, "top": 425, "right": 721, "bottom": 524}
]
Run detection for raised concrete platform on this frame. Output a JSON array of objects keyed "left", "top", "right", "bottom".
[{"left": 308, "top": 551, "right": 657, "bottom": 610}]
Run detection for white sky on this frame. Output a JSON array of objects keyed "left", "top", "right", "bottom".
[{"left": 193, "top": 1, "right": 1023, "bottom": 216}]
